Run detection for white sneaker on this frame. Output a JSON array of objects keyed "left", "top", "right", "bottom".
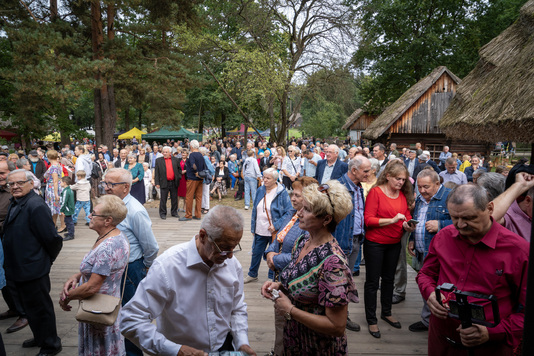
[
  {"left": 244, "top": 206, "right": 249, "bottom": 210},
  {"left": 243, "top": 275, "right": 258, "bottom": 284}
]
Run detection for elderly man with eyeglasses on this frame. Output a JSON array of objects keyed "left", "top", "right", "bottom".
[
  {"left": 2, "top": 169, "right": 63, "bottom": 355},
  {"left": 102, "top": 167, "right": 159, "bottom": 356},
  {"left": 121, "top": 205, "right": 257, "bottom": 356}
]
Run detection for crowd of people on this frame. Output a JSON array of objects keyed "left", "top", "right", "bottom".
[{"left": 0, "top": 134, "right": 531, "bottom": 356}]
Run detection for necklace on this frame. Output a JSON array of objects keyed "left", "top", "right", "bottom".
[{"left": 94, "top": 227, "right": 117, "bottom": 247}]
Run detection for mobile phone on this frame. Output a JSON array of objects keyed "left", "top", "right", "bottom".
[{"left": 407, "top": 219, "right": 419, "bottom": 225}]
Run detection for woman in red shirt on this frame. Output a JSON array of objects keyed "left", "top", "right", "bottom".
[{"left": 364, "top": 160, "right": 415, "bottom": 338}]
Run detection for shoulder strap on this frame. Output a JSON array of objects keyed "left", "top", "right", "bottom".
[
  {"left": 120, "top": 245, "right": 130, "bottom": 303},
  {"left": 264, "top": 192, "right": 272, "bottom": 226}
]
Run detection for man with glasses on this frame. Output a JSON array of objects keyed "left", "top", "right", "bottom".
[
  {"left": 315, "top": 144, "right": 348, "bottom": 184},
  {"left": 2, "top": 169, "right": 63, "bottom": 355},
  {"left": 121, "top": 206, "right": 256, "bottom": 356},
  {"left": 102, "top": 168, "right": 159, "bottom": 356}
]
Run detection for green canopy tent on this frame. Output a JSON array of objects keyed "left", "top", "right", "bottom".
[{"left": 143, "top": 127, "right": 203, "bottom": 142}]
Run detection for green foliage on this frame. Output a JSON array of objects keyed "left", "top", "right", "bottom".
[
  {"left": 301, "top": 98, "right": 345, "bottom": 138},
  {"left": 351, "top": 0, "right": 528, "bottom": 113}
]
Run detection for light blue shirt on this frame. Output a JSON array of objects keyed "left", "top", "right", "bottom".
[
  {"left": 414, "top": 195, "right": 429, "bottom": 253},
  {"left": 439, "top": 170, "right": 468, "bottom": 185},
  {"left": 303, "top": 153, "right": 321, "bottom": 177},
  {"left": 118, "top": 194, "right": 159, "bottom": 267},
  {"left": 321, "top": 162, "right": 335, "bottom": 184}
]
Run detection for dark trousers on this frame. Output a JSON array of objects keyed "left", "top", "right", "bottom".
[
  {"left": 159, "top": 180, "right": 178, "bottom": 217},
  {"left": 121, "top": 258, "right": 147, "bottom": 356},
  {"left": 64, "top": 215, "right": 75, "bottom": 237},
  {"left": 15, "top": 274, "right": 61, "bottom": 353},
  {"left": 1, "top": 280, "right": 26, "bottom": 317},
  {"left": 363, "top": 239, "right": 401, "bottom": 325}
]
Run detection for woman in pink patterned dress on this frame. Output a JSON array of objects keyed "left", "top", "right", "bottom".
[
  {"left": 261, "top": 180, "right": 358, "bottom": 356},
  {"left": 59, "top": 195, "right": 130, "bottom": 356}
]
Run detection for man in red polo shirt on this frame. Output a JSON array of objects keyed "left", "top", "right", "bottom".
[
  {"left": 154, "top": 147, "right": 182, "bottom": 219},
  {"left": 417, "top": 184, "right": 528, "bottom": 356}
]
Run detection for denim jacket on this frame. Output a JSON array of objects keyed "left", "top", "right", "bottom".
[
  {"left": 263, "top": 210, "right": 304, "bottom": 280},
  {"left": 332, "top": 174, "right": 363, "bottom": 256},
  {"left": 251, "top": 183, "right": 292, "bottom": 235},
  {"left": 0, "top": 242, "right": 5, "bottom": 289},
  {"left": 409, "top": 185, "right": 452, "bottom": 259}
]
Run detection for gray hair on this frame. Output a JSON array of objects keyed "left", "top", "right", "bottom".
[
  {"left": 94, "top": 195, "right": 128, "bottom": 226},
  {"left": 15, "top": 158, "right": 29, "bottom": 169},
  {"left": 162, "top": 146, "right": 172, "bottom": 154},
  {"left": 417, "top": 169, "right": 440, "bottom": 183},
  {"left": 190, "top": 140, "right": 200, "bottom": 149},
  {"left": 127, "top": 153, "right": 137, "bottom": 161},
  {"left": 418, "top": 154, "right": 429, "bottom": 161},
  {"left": 329, "top": 145, "right": 340, "bottom": 154},
  {"left": 476, "top": 172, "right": 505, "bottom": 201},
  {"left": 348, "top": 156, "right": 369, "bottom": 171},
  {"left": 201, "top": 205, "right": 244, "bottom": 242},
  {"left": 199, "top": 147, "right": 208, "bottom": 155},
  {"left": 7, "top": 169, "right": 34, "bottom": 181},
  {"left": 7, "top": 161, "right": 16, "bottom": 171},
  {"left": 447, "top": 183, "right": 489, "bottom": 211},
  {"left": 263, "top": 167, "right": 279, "bottom": 181},
  {"left": 368, "top": 158, "right": 380, "bottom": 172},
  {"left": 104, "top": 168, "right": 133, "bottom": 191}
]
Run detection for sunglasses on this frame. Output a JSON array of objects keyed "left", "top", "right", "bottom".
[{"left": 317, "top": 184, "right": 335, "bottom": 215}]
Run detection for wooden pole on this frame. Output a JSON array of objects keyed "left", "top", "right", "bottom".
[
  {"left": 200, "top": 61, "right": 264, "bottom": 140},
  {"left": 523, "top": 142, "right": 534, "bottom": 356}
]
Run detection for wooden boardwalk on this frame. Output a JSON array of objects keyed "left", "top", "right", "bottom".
[{"left": 0, "top": 206, "right": 429, "bottom": 355}]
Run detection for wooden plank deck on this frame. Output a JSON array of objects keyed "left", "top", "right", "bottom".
[{"left": 0, "top": 207, "right": 429, "bottom": 355}]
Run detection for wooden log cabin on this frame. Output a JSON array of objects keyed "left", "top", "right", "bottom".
[
  {"left": 342, "top": 108, "right": 377, "bottom": 145},
  {"left": 362, "top": 66, "right": 491, "bottom": 159}
]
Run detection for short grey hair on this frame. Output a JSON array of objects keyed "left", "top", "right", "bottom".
[
  {"left": 418, "top": 154, "right": 429, "bottom": 161},
  {"left": 199, "top": 147, "right": 208, "bottom": 155},
  {"left": 7, "top": 169, "right": 34, "bottom": 181},
  {"left": 476, "top": 172, "right": 505, "bottom": 201},
  {"left": 348, "top": 156, "right": 369, "bottom": 171},
  {"left": 329, "top": 145, "right": 340, "bottom": 154},
  {"left": 447, "top": 183, "right": 489, "bottom": 211},
  {"left": 417, "top": 169, "right": 440, "bottom": 183},
  {"left": 127, "top": 153, "right": 137, "bottom": 161},
  {"left": 15, "top": 158, "right": 29, "bottom": 169},
  {"left": 201, "top": 205, "right": 244, "bottom": 242},
  {"left": 190, "top": 140, "right": 200, "bottom": 149},
  {"left": 263, "top": 167, "right": 279, "bottom": 181},
  {"left": 162, "top": 146, "right": 172, "bottom": 154},
  {"left": 104, "top": 168, "right": 133, "bottom": 191},
  {"left": 368, "top": 158, "right": 380, "bottom": 172}
]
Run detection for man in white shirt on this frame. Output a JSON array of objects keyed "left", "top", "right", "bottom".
[
  {"left": 121, "top": 206, "right": 256, "bottom": 356},
  {"left": 302, "top": 149, "right": 320, "bottom": 177}
]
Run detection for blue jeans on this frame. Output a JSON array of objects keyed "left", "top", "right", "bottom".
[
  {"left": 244, "top": 176, "right": 258, "bottom": 207},
  {"left": 64, "top": 215, "right": 75, "bottom": 237},
  {"left": 247, "top": 234, "right": 272, "bottom": 278},
  {"left": 73, "top": 200, "right": 91, "bottom": 224},
  {"left": 121, "top": 258, "right": 147, "bottom": 356},
  {"left": 230, "top": 174, "right": 237, "bottom": 189}
]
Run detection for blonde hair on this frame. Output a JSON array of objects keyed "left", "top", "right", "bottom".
[
  {"left": 47, "top": 150, "right": 58, "bottom": 161},
  {"left": 94, "top": 195, "right": 128, "bottom": 226},
  {"left": 301, "top": 180, "right": 353, "bottom": 232}
]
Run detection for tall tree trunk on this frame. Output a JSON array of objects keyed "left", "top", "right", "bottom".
[
  {"left": 93, "top": 88, "right": 103, "bottom": 145},
  {"left": 279, "top": 91, "right": 289, "bottom": 145},
  {"left": 50, "top": 0, "right": 58, "bottom": 21},
  {"left": 91, "top": 0, "right": 104, "bottom": 146},
  {"left": 221, "top": 112, "right": 226, "bottom": 137},
  {"left": 124, "top": 105, "right": 130, "bottom": 130},
  {"left": 104, "top": 3, "right": 117, "bottom": 149}
]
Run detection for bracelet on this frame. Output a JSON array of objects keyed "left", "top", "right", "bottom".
[{"left": 289, "top": 306, "right": 294, "bottom": 316}]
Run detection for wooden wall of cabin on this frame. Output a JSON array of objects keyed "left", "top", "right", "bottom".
[
  {"left": 348, "top": 114, "right": 377, "bottom": 131},
  {"left": 375, "top": 134, "right": 492, "bottom": 160},
  {"left": 387, "top": 73, "right": 458, "bottom": 135}
]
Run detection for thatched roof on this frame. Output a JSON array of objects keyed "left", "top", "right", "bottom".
[
  {"left": 342, "top": 108, "right": 363, "bottom": 130},
  {"left": 440, "top": 0, "right": 534, "bottom": 143},
  {"left": 363, "top": 66, "right": 461, "bottom": 139}
]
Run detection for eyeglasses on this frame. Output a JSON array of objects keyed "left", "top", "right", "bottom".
[
  {"left": 89, "top": 212, "right": 109, "bottom": 219},
  {"left": 6, "top": 180, "right": 31, "bottom": 189},
  {"left": 100, "top": 181, "right": 127, "bottom": 188},
  {"left": 318, "top": 184, "right": 335, "bottom": 214},
  {"left": 208, "top": 236, "right": 242, "bottom": 256}
]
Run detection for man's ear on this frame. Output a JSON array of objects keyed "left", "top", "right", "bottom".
[
  {"left": 486, "top": 201, "right": 494, "bottom": 215},
  {"left": 198, "top": 228, "right": 208, "bottom": 242}
]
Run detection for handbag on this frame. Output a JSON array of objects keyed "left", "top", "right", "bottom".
[
  {"left": 264, "top": 193, "right": 278, "bottom": 242},
  {"left": 75, "top": 256, "right": 129, "bottom": 327}
]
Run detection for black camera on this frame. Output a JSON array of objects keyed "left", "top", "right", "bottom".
[{"left": 435, "top": 283, "right": 500, "bottom": 328}]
